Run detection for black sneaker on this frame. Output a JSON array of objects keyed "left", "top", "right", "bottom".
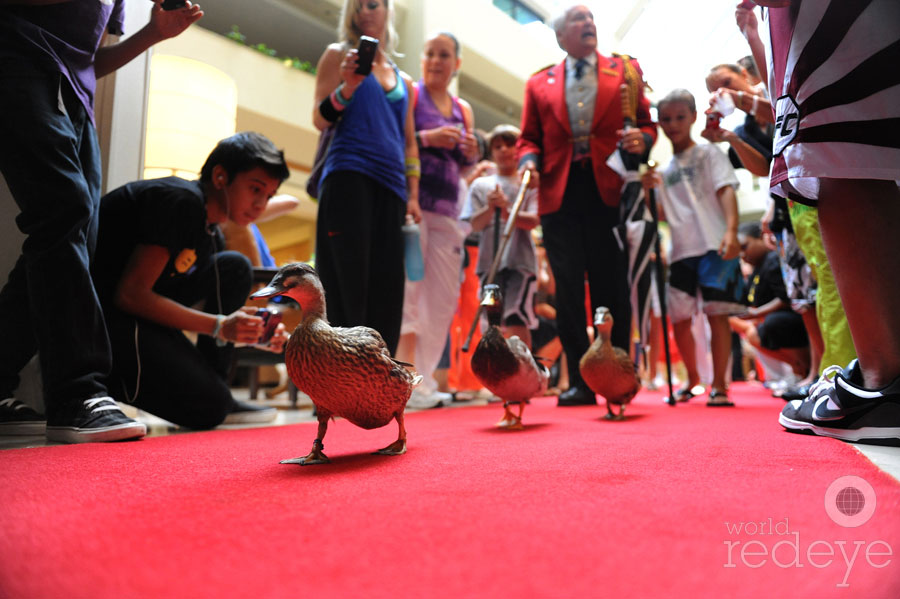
[
  {"left": 46, "top": 397, "right": 146, "bottom": 443},
  {"left": 0, "top": 397, "right": 46, "bottom": 436},
  {"left": 779, "top": 360, "right": 900, "bottom": 443},
  {"left": 222, "top": 399, "right": 278, "bottom": 425}
]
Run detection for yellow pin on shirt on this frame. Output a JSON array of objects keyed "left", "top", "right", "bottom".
[
  {"left": 174, "top": 249, "right": 197, "bottom": 274},
  {"left": 601, "top": 68, "right": 618, "bottom": 77}
]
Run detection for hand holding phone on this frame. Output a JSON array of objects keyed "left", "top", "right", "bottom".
[
  {"left": 161, "top": 0, "right": 187, "bottom": 10},
  {"left": 355, "top": 36, "right": 379, "bottom": 76},
  {"left": 255, "top": 308, "right": 284, "bottom": 346}
]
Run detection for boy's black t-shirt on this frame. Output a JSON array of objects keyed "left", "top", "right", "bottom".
[
  {"left": 92, "top": 177, "right": 218, "bottom": 304},
  {"left": 744, "top": 250, "right": 788, "bottom": 308}
]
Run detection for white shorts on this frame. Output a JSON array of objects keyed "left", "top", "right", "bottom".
[{"left": 765, "top": 0, "right": 900, "bottom": 203}]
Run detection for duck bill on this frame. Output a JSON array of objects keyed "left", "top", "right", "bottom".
[{"left": 250, "top": 284, "right": 285, "bottom": 299}]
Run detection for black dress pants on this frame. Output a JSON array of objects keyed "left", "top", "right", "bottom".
[{"left": 540, "top": 161, "right": 631, "bottom": 389}]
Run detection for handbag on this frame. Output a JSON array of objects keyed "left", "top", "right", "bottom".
[{"left": 306, "top": 125, "right": 335, "bottom": 200}]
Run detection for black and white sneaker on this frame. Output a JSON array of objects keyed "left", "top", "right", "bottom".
[
  {"left": 222, "top": 399, "right": 278, "bottom": 425},
  {"left": 779, "top": 360, "right": 900, "bottom": 443},
  {"left": 0, "top": 397, "right": 46, "bottom": 436},
  {"left": 46, "top": 396, "right": 147, "bottom": 443}
]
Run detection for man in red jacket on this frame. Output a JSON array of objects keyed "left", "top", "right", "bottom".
[{"left": 518, "top": 4, "right": 656, "bottom": 406}]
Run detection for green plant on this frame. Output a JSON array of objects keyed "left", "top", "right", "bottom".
[{"left": 225, "top": 25, "right": 317, "bottom": 75}]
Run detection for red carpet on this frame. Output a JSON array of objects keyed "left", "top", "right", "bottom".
[{"left": 1, "top": 383, "right": 899, "bottom": 598}]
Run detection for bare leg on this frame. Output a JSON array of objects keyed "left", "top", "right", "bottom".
[
  {"left": 375, "top": 410, "right": 408, "bottom": 455},
  {"left": 798, "top": 308, "right": 823, "bottom": 384},
  {"left": 818, "top": 179, "right": 900, "bottom": 388},
  {"left": 673, "top": 318, "right": 700, "bottom": 388},
  {"left": 707, "top": 314, "right": 732, "bottom": 393},
  {"left": 281, "top": 416, "right": 330, "bottom": 465}
]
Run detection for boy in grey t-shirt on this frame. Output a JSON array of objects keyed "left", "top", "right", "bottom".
[{"left": 461, "top": 125, "right": 539, "bottom": 346}]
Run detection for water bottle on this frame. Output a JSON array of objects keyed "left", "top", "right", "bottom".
[{"left": 402, "top": 216, "right": 425, "bottom": 282}]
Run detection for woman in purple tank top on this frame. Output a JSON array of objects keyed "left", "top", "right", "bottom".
[{"left": 398, "top": 32, "right": 480, "bottom": 409}]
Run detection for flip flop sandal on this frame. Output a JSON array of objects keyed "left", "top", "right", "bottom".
[
  {"left": 707, "top": 389, "right": 735, "bottom": 407},
  {"left": 662, "top": 385, "right": 695, "bottom": 404}
]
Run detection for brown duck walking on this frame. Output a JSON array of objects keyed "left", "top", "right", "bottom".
[
  {"left": 471, "top": 285, "right": 549, "bottom": 430},
  {"left": 579, "top": 307, "right": 641, "bottom": 420},
  {"left": 251, "top": 263, "right": 421, "bottom": 464}
]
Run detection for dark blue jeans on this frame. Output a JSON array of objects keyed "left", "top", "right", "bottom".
[
  {"left": 0, "top": 55, "right": 110, "bottom": 414},
  {"left": 103, "top": 251, "right": 252, "bottom": 430}
]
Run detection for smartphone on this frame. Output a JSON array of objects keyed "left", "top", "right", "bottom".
[
  {"left": 355, "top": 36, "right": 379, "bottom": 76},
  {"left": 256, "top": 308, "right": 283, "bottom": 345},
  {"left": 161, "top": 0, "right": 187, "bottom": 10}
]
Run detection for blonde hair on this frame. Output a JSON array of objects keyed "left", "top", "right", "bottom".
[{"left": 339, "top": 0, "right": 401, "bottom": 57}]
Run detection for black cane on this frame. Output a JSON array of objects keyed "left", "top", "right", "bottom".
[{"left": 645, "top": 161, "right": 675, "bottom": 406}]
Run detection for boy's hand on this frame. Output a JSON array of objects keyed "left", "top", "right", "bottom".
[
  {"left": 719, "top": 230, "right": 741, "bottom": 261},
  {"left": 640, "top": 170, "right": 661, "bottom": 199},
  {"left": 149, "top": 1, "right": 203, "bottom": 41},
  {"left": 487, "top": 185, "right": 509, "bottom": 218},
  {"left": 220, "top": 308, "right": 265, "bottom": 344}
]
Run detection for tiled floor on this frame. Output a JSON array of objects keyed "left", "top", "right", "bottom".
[{"left": 3, "top": 386, "right": 899, "bottom": 483}]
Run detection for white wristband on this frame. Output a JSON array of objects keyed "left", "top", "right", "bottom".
[
  {"left": 751, "top": 94, "right": 759, "bottom": 116},
  {"left": 211, "top": 314, "right": 225, "bottom": 339}
]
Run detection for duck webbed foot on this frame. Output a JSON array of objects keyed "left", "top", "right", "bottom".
[
  {"left": 374, "top": 439, "right": 407, "bottom": 455},
  {"left": 374, "top": 411, "right": 408, "bottom": 456},
  {"left": 497, "top": 401, "right": 525, "bottom": 430},
  {"left": 281, "top": 438, "right": 330, "bottom": 465},
  {"left": 603, "top": 403, "right": 626, "bottom": 421}
]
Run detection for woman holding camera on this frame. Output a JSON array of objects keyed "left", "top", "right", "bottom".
[{"left": 311, "top": 0, "right": 420, "bottom": 356}]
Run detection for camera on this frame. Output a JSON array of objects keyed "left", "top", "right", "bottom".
[
  {"left": 355, "top": 36, "right": 379, "bottom": 76},
  {"left": 161, "top": 0, "right": 187, "bottom": 10},
  {"left": 706, "top": 111, "right": 722, "bottom": 130},
  {"left": 255, "top": 308, "right": 283, "bottom": 346}
]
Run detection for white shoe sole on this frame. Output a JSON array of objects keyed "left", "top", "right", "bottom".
[
  {"left": 46, "top": 422, "right": 147, "bottom": 443},
  {"left": 779, "top": 414, "right": 900, "bottom": 442}
]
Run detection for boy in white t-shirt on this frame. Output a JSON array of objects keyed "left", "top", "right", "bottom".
[{"left": 643, "top": 89, "right": 744, "bottom": 406}]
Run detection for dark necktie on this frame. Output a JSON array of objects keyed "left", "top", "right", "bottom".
[{"left": 575, "top": 58, "right": 588, "bottom": 80}]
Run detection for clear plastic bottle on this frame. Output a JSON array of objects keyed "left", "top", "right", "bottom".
[{"left": 402, "top": 216, "right": 425, "bottom": 282}]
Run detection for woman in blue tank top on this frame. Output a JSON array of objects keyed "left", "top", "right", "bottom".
[{"left": 311, "top": 0, "right": 420, "bottom": 355}]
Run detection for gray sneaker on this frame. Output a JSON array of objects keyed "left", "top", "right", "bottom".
[
  {"left": 0, "top": 397, "right": 46, "bottom": 436},
  {"left": 46, "top": 397, "right": 146, "bottom": 443}
]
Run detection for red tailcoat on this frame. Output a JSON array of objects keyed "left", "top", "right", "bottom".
[{"left": 517, "top": 51, "right": 656, "bottom": 215}]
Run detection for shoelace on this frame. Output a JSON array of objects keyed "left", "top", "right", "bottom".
[
  {"left": 0, "top": 397, "right": 28, "bottom": 411},
  {"left": 805, "top": 364, "right": 843, "bottom": 403},
  {"left": 84, "top": 397, "right": 121, "bottom": 413}
]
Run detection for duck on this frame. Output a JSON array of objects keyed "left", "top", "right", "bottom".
[
  {"left": 579, "top": 306, "right": 641, "bottom": 421},
  {"left": 251, "top": 263, "right": 422, "bottom": 465},
  {"left": 470, "top": 284, "right": 549, "bottom": 430}
]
